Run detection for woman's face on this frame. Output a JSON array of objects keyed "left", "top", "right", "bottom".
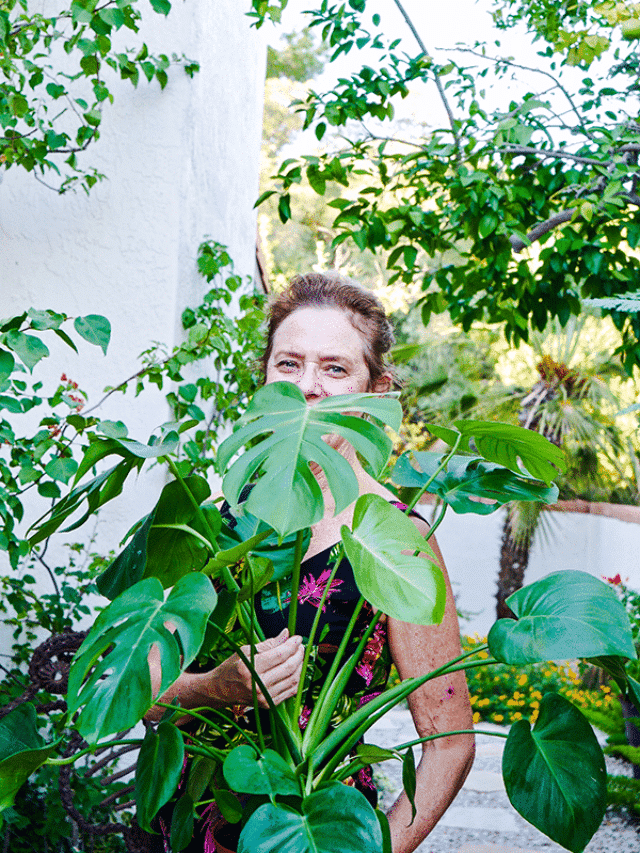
[{"left": 265, "top": 307, "right": 375, "bottom": 401}]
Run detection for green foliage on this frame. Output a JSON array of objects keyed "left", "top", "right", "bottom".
[
  {"left": 0, "top": 0, "right": 198, "bottom": 192},
  {"left": 0, "top": 275, "right": 638, "bottom": 852},
  {"left": 0, "top": 704, "right": 59, "bottom": 811},
  {"left": 217, "top": 382, "right": 402, "bottom": 536},
  {"left": 341, "top": 494, "right": 445, "bottom": 625},
  {"left": 503, "top": 693, "right": 606, "bottom": 853},
  {"left": 393, "top": 451, "right": 559, "bottom": 514},
  {"left": 259, "top": 0, "right": 640, "bottom": 372},
  {"left": 238, "top": 783, "right": 382, "bottom": 853},
  {"left": 67, "top": 573, "right": 217, "bottom": 742},
  {"left": 488, "top": 571, "right": 637, "bottom": 664},
  {"left": 606, "top": 774, "right": 640, "bottom": 816}
]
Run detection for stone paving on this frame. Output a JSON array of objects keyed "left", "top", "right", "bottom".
[{"left": 368, "top": 707, "right": 640, "bottom": 853}]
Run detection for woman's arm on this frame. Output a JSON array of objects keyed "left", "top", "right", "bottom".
[
  {"left": 145, "top": 628, "right": 304, "bottom": 722},
  {"left": 386, "top": 526, "right": 475, "bottom": 853}
]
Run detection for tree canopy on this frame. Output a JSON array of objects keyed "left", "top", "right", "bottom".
[{"left": 252, "top": 0, "right": 640, "bottom": 372}]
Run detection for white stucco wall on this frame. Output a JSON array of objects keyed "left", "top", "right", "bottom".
[
  {"left": 0, "top": 2, "right": 265, "bottom": 617},
  {"left": 425, "top": 505, "right": 640, "bottom": 638}
]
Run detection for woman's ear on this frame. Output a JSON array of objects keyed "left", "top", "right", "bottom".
[{"left": 371, "top": 372, "right": 393, "bottom": 394}]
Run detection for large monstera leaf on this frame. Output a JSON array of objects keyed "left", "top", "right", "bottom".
[
  {"left": 237, "top": 783, "right": 383, "bottom": 853},
  {"left": 392, "top": 452, "right": 559, "bottom": 514},
  {"left": 425, "top": 421, "right": 566, "bottom": 486},
  {"left": 503, "top": 693, "right": 606, "bottom": 853},
  {"left": 488, "top": 571, "right": 636, "bottom": 665},
  {"left": 341, "top": 495, "right": 445, "bottom": 625},
  {"left": 67, "top": 573, "right": 217, "bottom": 742},
  {"left": 217, "top": 382, "right": 402, "bottom": 537}
]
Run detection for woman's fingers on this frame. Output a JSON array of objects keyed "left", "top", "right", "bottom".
[{"left": 255, "top": 642, "right": 305, "bottom": 707}]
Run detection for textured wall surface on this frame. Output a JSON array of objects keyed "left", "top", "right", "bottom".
[{"left": 0, "top": 1, "right": 265, "bottom": 574}]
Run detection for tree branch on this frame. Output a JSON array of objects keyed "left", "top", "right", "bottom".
[
  {"left": 509, "top": 209, "right": 576, "bottom": 252},
  {"left": 503, "top": 145, "right": 604, "bottom": 167},
  {"left": 392, "top": 0, "right": 462, "bottom": 162},
  {"left": 454, "top": 47, "right": 596, "bottom": 141}
]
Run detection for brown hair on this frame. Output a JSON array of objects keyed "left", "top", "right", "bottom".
[{"left": 261, "top": 272, "right": 395, "bottom": 389}]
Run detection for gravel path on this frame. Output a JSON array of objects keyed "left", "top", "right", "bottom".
[{"left": 368, "top": 708, "right": 639, "bottom": 853}]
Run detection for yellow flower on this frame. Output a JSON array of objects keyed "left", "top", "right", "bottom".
[
  {"left": 470, "top": 696, "right": 478, "bottom": 706},
  {"left": 518, "top": 674, "right": 528, "bottom": 686},
  {"left": 473, "top": 712, "right": 481, "bottom": 724},
  {"left": 513, "top": 712, "right": 523, "bottom": 720},
  {"left": 478, "top": 651, "right": 489, "bottom": 660},
  {"left": 493, "top": 714, "right": 504, "bottom": 722}
]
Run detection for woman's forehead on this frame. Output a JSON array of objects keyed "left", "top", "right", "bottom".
[{"left": 271, "top": 307, "right": 367, "bottom": 359}]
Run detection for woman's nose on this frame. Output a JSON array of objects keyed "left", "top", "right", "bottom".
[{"left": 297, "top": 364, "right": 323, "bottom": 399}]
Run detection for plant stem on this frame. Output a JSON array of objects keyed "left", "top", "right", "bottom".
[
  {"left": 287, "top": 529, "right": 306, "bottom": 637},
  {"left": 284, "top": 528, "right": 306, "bottom": 726},
  {"left": 404, "top": 432, "right": 462, "bottom": 515},
  {"left": 47, "top": 739, "right": 142, "bottom": 766},
  {"left": 166, "top": 457, "right": 219, "bottom": 546},
  {"left": 394, "top": 728, "right": 508, "bottom": 751},
  {"left": 292, "top": 546, "right": 344, "bottom": 724},
  {"left": 153, "top": 701, "right": 258, "bottom": 747},
  {"left": 301, "top": 595, "right": 366, "bottom": 744}
]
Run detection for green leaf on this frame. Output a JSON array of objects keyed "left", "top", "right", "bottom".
[
  {"left": 341, "top": 494, "right": 446, "bottom": 625},
  {"left": 216, "top": 510, "right": 311, "bottom": 582},
  {"left": 27, "top": 309, "right": 65, "bottom": 330},
  {"left": 0, "top": 705, "right": 59, "bottom": 811},
  {"left": 98, "top": 476, "right": 216, "bottom": 596},
  {"left": 4, "top": 330, "right": 49, "bottom": 371},
  {"left": 443, "top": 421, "right": 566, "bottom": 486},
  {"left": 144, "top": 477, "right": 215, "bottom": 587},
  {"left": 402, "top": 747, "right": 417, "bottom": 824},
  {"left": 223, "top": 746, "right": 300, "bottom": 798},
  {"left": 503, "top": 693, "right": 606, "bottom": 852},
  {"left": 212, "top": 789, "right": 243, "bottom": 823},
  {"left": 218, "top": 382, "right": 402, "bottom": 537},
  {"left": 392, "top": 452, "right": 558, "bottom": 515},
  {"left": 150, "top": 0, "right": 171, "bottom": 14},
  {"left": 67, "top": 573, "right": 217, "bottom": 742},
  {"left": 170, "top": 793, "right": 195, "bottom": 852},
  {"left": 135, "top": 722, "right": 184, "bottom": 831},
  {"left": 74, "top": 315, "right": 111, "bottom": 355},
  {"left": 488, "top": 571, "right": 637, "bottom": 664},
  {"left": 97, "top": 513, "right": 154, "bottom": 600},
  {"left": 375, "top": 808, "right": 392, "bottom": 853},
  {"left": 45, "top": 456, "right": 79, "bottom": 484},
  {"left": 478, "top": 213, "right": 498, "bottom": 238},
  {"left": 0, "top": 349, "right": 14, "bottom": 382},
  {"left": 238, "top": 783, "right": 382, "bottom": 853}
]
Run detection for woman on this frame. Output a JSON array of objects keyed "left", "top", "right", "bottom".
[{"left": 147, "top": 273, "right": 474, "bottom": 853}]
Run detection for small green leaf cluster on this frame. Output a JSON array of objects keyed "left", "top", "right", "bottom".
[{"left": 0, "top": 0, "right": 199, "bottom": 192}]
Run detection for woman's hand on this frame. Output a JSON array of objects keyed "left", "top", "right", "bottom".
[
  {"left": 206, "top": 628, "right": 304, "bottom": 708},
  {"left": 145, "top": 628, "right": 304, "bottom": 721}
]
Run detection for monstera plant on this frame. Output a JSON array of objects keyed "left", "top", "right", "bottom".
[{"left": 1, "top": 380, "right": 638, "bottom": 853}]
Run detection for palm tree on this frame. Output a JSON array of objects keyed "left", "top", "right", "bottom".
[{"left": 496, "top": 317, "right": 637, "bottom": 618}]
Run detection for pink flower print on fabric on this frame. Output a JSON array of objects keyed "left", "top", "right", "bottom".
[
  {"left": 296, "top": 568, "right": 343, "bottom": 610},
  {"left": 355, "top": 622, "right": 387, "bottom": 686},
  {"left": 299, "top": 705, "right": 311, "bottom": 730},
  {"left": 357, "top": 766, "right": 376, "bottom": 791}
]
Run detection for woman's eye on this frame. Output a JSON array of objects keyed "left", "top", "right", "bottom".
[
  {"left": 326, "top": 365, "right": 346, "bottom": 375},
  {"left": 277, "top": 360, "right": 298, "bottom": 370}
]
